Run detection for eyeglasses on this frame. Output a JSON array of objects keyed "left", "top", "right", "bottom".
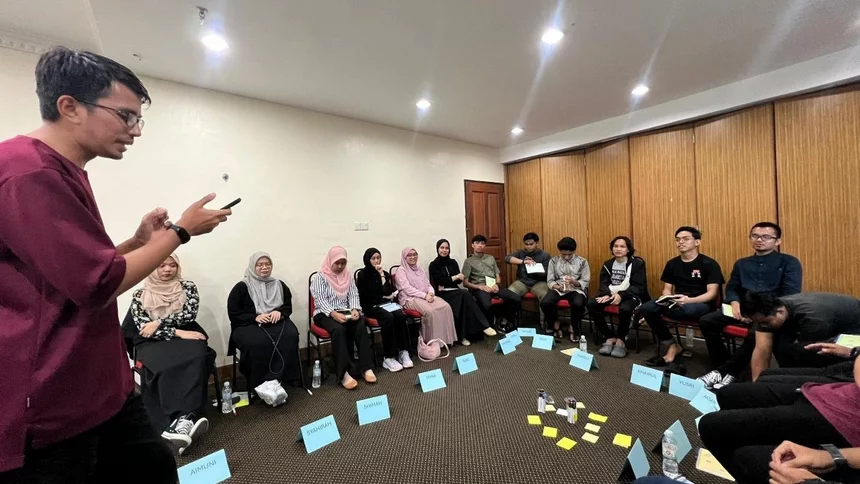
[
  {"left": 749, "top": 234, "right": 777, "bottom": 242},
  {"left": 77, "top": 100, "right": 144, "bottom": 130}
]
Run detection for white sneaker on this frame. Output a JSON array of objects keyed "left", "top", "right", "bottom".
[
  {"left": 461, "top": 339, "right": 472, "bottom": 346},
  {"left": 483, "top": 327, "right": 498, "bottom": 337},
  {"left": 186, "top": 413, "right": 209, "bottom": 441},
  {"left": 713, "top": 374, "right": 736, "bottom": 390},
  {"left": 161, "top": 416, "right": 193, "bottom": 452},
  {"left": 697, "top": 370, "right": 723, "bottom": 389},
  {"left": 398, "top": 350, "right": 414, "bottom": 369},
  {"left": 382, "top": 357, "right": 403, "bottom": 372}
]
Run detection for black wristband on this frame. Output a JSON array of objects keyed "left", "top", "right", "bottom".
[
  {"left": 850, "top": 346, "right": 860, "bottom": 361},
  {"left": 169, "top": 224, "right": 191, "bottom": 244},
  {"left": 821, "top": 443, "right": 848, "bottom": 470}
]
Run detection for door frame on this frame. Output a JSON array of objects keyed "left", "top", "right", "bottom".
[{"left": 463, "top": 179, "right": 508, "bottom": 285}]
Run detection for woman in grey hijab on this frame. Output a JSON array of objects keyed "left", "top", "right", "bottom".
[{"left": 227, "top": 252, "right": 302, "bottom": 391}]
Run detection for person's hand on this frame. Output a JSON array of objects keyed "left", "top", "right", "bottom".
[
  {"left": 424, "top": 293, "right": 434, "bottom": 303},
  {"left": 175, "top": 330, "right": 206, "bottom": 340},
  {"left": 255, "top": 314, "right": 269, "bottom": 324},
  {"left": 524, "top": 257, "right": 535, "bottom": 266},
  {"left": 610, "top": 293, "right": 622, "bottom": 305},
  {"left": 351, "top": 309, "right": 361, "bottom": 320},
  {"left": 772, "top": 441, "right": 835, "bottom": 472},
  {"left": 133, "top": 208, "right": 170, "bottom": 246},
  {"left": 490, "top": 285, "right": 500, "bottom": 293},
  {"left": 173, "top": 193, "right": 232, "bottom": 236},
  {"left": 331, "top": 312, "right": 347, "bottom": 324},
  {"left": 270, "top": 310, "right": 282, "bottom": 322},
  {"left": 563, "top": 275, "right": 573, "bottom": 284},
  {"left": 675, "top": 294, "right": 691, "bottom": 306},
  {"left": 480, "top": 285, "right": 493, "bottom": 293},
  {"left": 456, "top": 273, "right": 466, "bottom": 281},
  {"left": 730, "top": 301, "right": 743, "bottom": 320},
  {"left": 139, "top": 320, "right": 161, "bottom": 338},
  {"left": 375, "top": 264, "right": 384, "bottom": 275},
  {"left": 596, "top": 295, "right": 610, "bottom": 304},
  {"left": 804, "top": 342, "right": 852, "bottom": 358},
  {"left": 769, "top": 462, "right": 822, "bottom": 483}
]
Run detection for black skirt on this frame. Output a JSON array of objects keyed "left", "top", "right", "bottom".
[
  {"left": 231, "top": 319, "right": 301, "bottom": 390},
  {"left": 435, "top": 289, "right": 490, "bottom": 340}
]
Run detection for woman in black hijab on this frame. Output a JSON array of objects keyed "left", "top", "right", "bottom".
[
  {"left": 428, "top": 239, "right": 497, "bottom": 345},
  {"left": 356, "top": 248, "right": 413, "bottom": 372}
]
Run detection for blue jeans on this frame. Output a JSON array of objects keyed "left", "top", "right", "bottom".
[{"left": 639, "top": 300, "right": 711, "bottom": 343}]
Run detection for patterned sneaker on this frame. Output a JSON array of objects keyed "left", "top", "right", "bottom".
[
  {"left": 161, "top": 415, "right": 192, "bottom": 453},
  {"left": 185, "top": 413, "right": 209, "bottom": 442},
  {"left": 398, "top": 350, "right": 414, "bottom": 369},
  {"left": 713, "top": 374, "right": 736, "bottom": 390},
  {"left": 697, "top": 370, "right": 723, "bottom": 389},
  {"left": 382, "top": 357, "right": 403, "bottom": 372}
]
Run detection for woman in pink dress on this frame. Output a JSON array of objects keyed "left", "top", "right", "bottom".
[{"left": 394, "top": 247, "right": 457, "bottom": 346}]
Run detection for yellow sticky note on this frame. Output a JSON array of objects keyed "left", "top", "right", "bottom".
[
  {"left": 582, "top": 432, "right": 599, "bottom": 444},
  {"left": 588, "top": 412, "right": 608, "bottom": 423},
  {"left": 584, "top": 423, "right": 601, "bottom": 433},
  {"left": 527, "top": 415, "right": 542, "bottom": 425},
  {"left": 542, "top": 426, "right": 558, "bottom": 438},
  {"left": 545, "top": 404, "right": 556, "bottom": 412},
  {"left": 556, "top": 437, "right": 577, "bottom": 450},
  {"left": 696, "top": 449, "right": 736, "bottom": 481},
  {"left": 577, "top": 402, "right": 585, "bottom": 409},
  {"left": 613, "top": 433, "right": 633, "bottom": 448}
]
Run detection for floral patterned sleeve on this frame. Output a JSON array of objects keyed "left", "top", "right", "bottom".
[
  {"left": 153, "top": 281, "right": 200, "bottom": 341},
  {"left": 130, "top": 289, "right": 152, "bottom": 330}
]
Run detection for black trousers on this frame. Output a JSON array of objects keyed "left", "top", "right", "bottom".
[
  {"left": 698, "top": 310, "right": 743, "bottom": 368},
  {"left": 231, "top": 320, "right": 301, "bottom": 389},
  {"left": 716, "top": 331, "right": 846, "bottom": 378},
  {"left": 756, "top": 362, "right": 855, "bottom": 386},
  {"left": 313, "top": 313, "right": 373, "bottom": 380},
  {"left": 540, "top": 291, "right": 586, "bottom": 333},
  {"left": 363, "top": 307, "right": 409, "bottom": 358},
  {"left": 639, "top": 300, "right": 711, "bottom": 343},
  {"left": 436, "top": 289, "right": 489, "bottom": 341},
  {"left": 470, "top": 288, "right": 521, "bottom": 323},
  {"left": 698, "top": 382, "right": 850, "bottom": 484},
  {"left": 0, "top": 393, "right": 177, "bottom": 484},
  {"left": 587, "top": 298, "right": 639, "bottom": 340}
]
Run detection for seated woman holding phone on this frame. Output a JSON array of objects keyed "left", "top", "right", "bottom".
[
  {"left": 356, "top": 248, "right": 413, "bottom": 373},
  {"left": 310, "top": 246, "right": 376, "bottom": 390},
  {"left": 394, "top": 247, "right": 457, "bottom": 346}
]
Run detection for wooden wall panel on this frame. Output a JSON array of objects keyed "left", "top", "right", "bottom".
[
  {"left": 776, "top": 85, "right": 860, "bottom": 294},
  {"left": 540, "top": 153, "right": 588, "bottom": 262},
  {"left": 695, "top": 105, "right": 777, "bottom": 279},
  {"left": 630, "top": 127, "right": 697, "bottom": 298},
  {"left": 585, "top": 139, "right": 632, "bottom": 295},
  {"left": 505, "top": 158, "right": 543, "bottom": 282}
]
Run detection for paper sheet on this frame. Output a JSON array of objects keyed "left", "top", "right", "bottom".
[
  {"left": 721, "top": 303, "right": 735, "bottom": 318},
  {"left": 527, "top": 415, "right": 542, "bottom": 425},
  {"left": 584, "top": 423, "right": 601, "bottom": 433},
  {"left": 696, "top": 448, "right": 735, "bottom": 481},
  {"left": 612, "top": 433, "right": 633, "bottom": 448},
  {"left": 545, "top": 404, "right": 556, "bottom": 412},
  {"left": 556, "top": 437, "right": 577, "bottom": 450},
  {"left": 582, "top": 432, "right": 599, "bottom": 444},
  {"left": 577, "top": 402, "right": 585, "bottom": 409},
  {"left": 555, "top": 408, "right": 568, "bottom": 417},
  {"left": 588, "top": 412, "right": 608, "bottom": 423},
  {"left": 542, "top": 426, "right": 558, "bottom": 438},
  {"left": 560, "top": 347, "right": 577, "bottom": 356},
  {"left": 233, "top": 392, "right": 250, "bottom": 409},
  {"left": 836, "top": 334, "right": 860, "bottom": 348},
  {"left": 525, "top": 264, "right": 545, "bottom": 274},
  {"left": 485, "top": 276, "right": 496, "bottom": 287}
]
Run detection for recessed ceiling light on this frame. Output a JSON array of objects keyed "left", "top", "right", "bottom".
[
  {"left": 416, "top": 98, "right": 432, "bottom": 110},
  {"left": 631, "top": 84, "right": 650, "bottom": 96},
  {"left": 511, "top": 126, "right": 524, "bottom": 135},
  {"left": 201, "top": 34, "right": 229, "bottom": 52},
  {"left": 541, "top": 28, "right": 564, "bottom": 45}
]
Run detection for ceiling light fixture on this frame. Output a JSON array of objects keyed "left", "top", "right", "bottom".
[
  {"left": 416, "top": 98, "right": 432, "bottom": 110},
  {"left": 631, "top": 84, "right": 650, "bottom": 96},
  {"left": 201, "top": 34, "right": 229, "bottom": 52},
  {"left": 541, "top": 28, "right": 564, "bottom": 45},
  {"left": 511, "top": 126, "right": 524, "bottom": 136}
]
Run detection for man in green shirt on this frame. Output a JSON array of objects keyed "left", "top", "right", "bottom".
[{"left": 462, "top": 234, "right": 522, "bottom": 332}]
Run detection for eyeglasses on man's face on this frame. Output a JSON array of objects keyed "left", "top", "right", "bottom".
[
  {"left": 77, "top": 99, "right": 144, "bottom": 130},
  {"left": 749, "top": 234, "right": 777, "bottom": 242}
]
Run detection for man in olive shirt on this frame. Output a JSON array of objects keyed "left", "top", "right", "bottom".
[{"left": 463, "top": 234, "right": 522, "bottom": 332}]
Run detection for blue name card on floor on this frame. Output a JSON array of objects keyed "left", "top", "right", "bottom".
[
  {"left": 178, "top": 449, "right": 231, "bottom": 484},
  {"left": 569, "top": 350, "right": 599, "bottom": 371},
  {"left": 630, "top": 364, "right": 663, "bottom": 392},
  {"left": 532, "top": 334, "right": 554, "bottom": 350},
  {"left": 356, "top": 395, "right": 391, "bottom": 426},
  {"left": 627, "top": 439, "right": 651, "bottom": 479},
  {"left": 518, "top": 327, "right": 537, "bottom": 337},
  {"left": 668, "top": 373, "right": 705, "bottom": 401},
  {"left": 296, "top": 415, "right": 340, "bottom": 453},
  {"left": 415, "top": 369, "right": 447, "bottom": 392},
  {"left": 494, "top": 337, "right": 517, "bottom": 355},
  {"left": 651, "top": 420, "right": 692, "bottom": 462},
  {"left": 689, "top": 387, "right": 720, "bottom": 415},
  {"left": 506, "top": 330, "right": 523, "bottom": 346},
  {"left": 453, "top": 353, "right": 478, "bottom": 375}
]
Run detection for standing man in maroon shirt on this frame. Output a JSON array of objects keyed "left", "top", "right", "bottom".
[{"left": 0, "top": 47, "right": 232, "bottom": 483}]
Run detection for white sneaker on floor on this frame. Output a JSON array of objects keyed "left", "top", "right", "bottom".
[
  {"left": 713, "top": 374, "right": 736, "bottom": 390},
  {"left": 398, "top": 351, "right": 414, "bottom": 369},
  {"left": 697, "top": 370, "right": 723, "bottom": 389},
  {"left": 161, "top": 415, "right": 193, "bottom": 453},
  {"left": 461, "top": 339, "right": 471, "bottom": 346},
  {"left": 383, "top": 357, "right": 403, "bottom": 372},
  {"left": 483, "top": 327, "right": 497, "bottom": 337},
  {"left": 186, "top": 414, "right": 209, "bottom": 441}
]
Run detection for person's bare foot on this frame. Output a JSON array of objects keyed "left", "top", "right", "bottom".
[
  {"left": 342, "top": 374, "right": 358, "bottom": 390},
  {"left": 663, "top": 343, "right": 682, "bottom": 363},
  {"left": 363, "top": 370, "right": 377, "bottom": 383}
]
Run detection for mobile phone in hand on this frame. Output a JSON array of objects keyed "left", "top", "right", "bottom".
[{"left": 220, "top": 198, "right": 242, "bottom": 210}]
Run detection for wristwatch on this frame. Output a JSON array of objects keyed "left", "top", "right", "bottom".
[
  {"left": 821, "top": 443, "right": 848, "bottom": 470},
  {"left": 850, "top": 346, "right": 860, "bottom": 361},
  {"left": 168, "top": 224, "right": 191, "bottom": 244}
]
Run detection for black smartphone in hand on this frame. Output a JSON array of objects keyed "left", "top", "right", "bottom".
[{"left": 220, "top": 198, "right": 241, "bottom": 210}]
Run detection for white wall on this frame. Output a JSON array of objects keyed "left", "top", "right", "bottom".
[{"left": 0, "top": 47, "right": 503, "bottom": 365}]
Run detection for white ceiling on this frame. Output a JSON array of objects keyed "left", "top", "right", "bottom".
[{"left": 3, "top": 0, "right": 860, "bottom": 148}]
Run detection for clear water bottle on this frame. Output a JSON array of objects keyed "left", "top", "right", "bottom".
[
  {"left": 579, "top": 335, "right": 588, "bottom": 352},
  {"left": 662, "top": 429, "right": 680, "bottom": 475},
  {"left": 686, "top": 327, "right": 695, "bottom": 347},
  {"left": 312, "top": 360, "right": 322, "bottom": 389},
  {"left": 221, "top": 382, "right": 232, "bottom": 414}
]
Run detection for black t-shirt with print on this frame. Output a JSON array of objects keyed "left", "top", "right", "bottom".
[{"left": 660, "top": 254, "right": 724, "bottom": 299}]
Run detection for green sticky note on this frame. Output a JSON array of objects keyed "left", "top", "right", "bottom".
[
  {"left": 836, "top": 334, "right": 860, "bottom": 348},
  {"left": 721, "top": 303, "right": 734, "bottom": 318},
  {"left": 485, "top": 276, "right": 496, "bottom": 287}
]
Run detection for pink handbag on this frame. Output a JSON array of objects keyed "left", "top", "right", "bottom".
[{"left": 417, "top": 336, "right": 450, "bottom": 362}]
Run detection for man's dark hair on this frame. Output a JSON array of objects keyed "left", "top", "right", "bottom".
[
  {"left": 36, "top": 46, "right": 151, "bottom": 121},
  {"left": 751, "top": 222, "right": 782, "bottom": 239},
  {"left": 740, "top": 292, "right": 784, "bottom": 317},
  {"left": 557, "top": 237, "right": 577, "bottom": 252},
  {"left": 523, "top": 232, "right": 539, "bottom": 243},
  {"left": 609, "top": 236, "right": 635, "bottom": 257},
  {"left": 675, "top": 226, "right": 701, "bottom": 240},
  {"left": 472, "top": 234, "right": 488, "bottom": 244}
]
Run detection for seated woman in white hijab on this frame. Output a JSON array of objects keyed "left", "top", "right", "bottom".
[
  {"left": 227, "top": 252, "right": 302, "bottom": 394},
  {"left": 125, "top": 254, "right": 211, "bottom": 454},
  {"left": 394, "top": 247, "right": 457, "bottom": 346}
]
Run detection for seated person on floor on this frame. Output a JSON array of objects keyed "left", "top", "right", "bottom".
[
  {"left": 739, "top": 292, "right": 860, "bottom": 382},
  {"left": 227, "top": 252, "right": 302, "bottom": 392},
  {"left": 588, "top": 236, "right": 650, "bottom": 358},
  {"left": 698, "top": 349, "right": 860, "bottom": 484},
  {"left": 310, "top": 246, "right": 376, "bottom": 390},
  {"left": 541, "top": 237, "right": 590, "bottom": 343},
  {"left": 642, "top": 226, "right": 724, "bottom": 368},
  {"left": 393, "top": 247, "right": 457, "bottom": 346},
  {"left": 461, "top": 234, "right": 522, "bottom": 332},
  {"left": 428, "top": 238, "right": 497, "bottom": 346},
  {"left": 125, "top": 254, "right": 211, "bottom": 452},
  {"left": 698, "top": 222, "right": 802, "bottom": 390},
  {"left": 505, "top": 232, "right": 551, "bottom": 315},
  {"left": 356, "top": 248, "right": 413, "bottom": 372}
]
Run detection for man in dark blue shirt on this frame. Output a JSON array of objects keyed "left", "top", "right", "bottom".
[{"left": 698, "top": 222, "right": 802, "bottom": 389}]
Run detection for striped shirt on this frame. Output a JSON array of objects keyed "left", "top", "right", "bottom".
[{"left": 310, "top": 273, "right": 361, "bottom": 316}]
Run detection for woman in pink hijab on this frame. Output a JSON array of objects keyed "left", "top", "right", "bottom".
[
  {"left": 310, "top": 246, "right": 376, "bottom": 390},
  {"left": 393, "top": 247, "right": 457, "bottom": 345}
]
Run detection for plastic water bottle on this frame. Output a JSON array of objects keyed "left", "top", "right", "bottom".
[
  {"left": 579, "top": 335, "right": 588, "bottom": 352},
  {"left": 312, "top": 360, "right": 322, "bottom": 389},
  {"left": 662, "top": 429, "right": 680, "bottom": 475},
  {"left": 686, "top": 327, "right": 695, "bottom": 347},
  {"left": 221, "top": 382, "right": 232, "bottom": 414}
]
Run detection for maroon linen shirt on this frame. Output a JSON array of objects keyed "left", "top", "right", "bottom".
[{"left": 0, "top": 136, "right": 131, "bottom": 471}]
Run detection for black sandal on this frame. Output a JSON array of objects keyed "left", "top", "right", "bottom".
[{"left": 645, "top": 355, "right": 669, "bottom": 367}]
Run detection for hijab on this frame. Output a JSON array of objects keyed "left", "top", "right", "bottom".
[
  {"left": 429, "top": 238, "right": 460, "bottom": 287},
  {"left": 141, "top": 253, "right": 186, "bottom": 320},
  {"left": 320, "top": 246, "right": 352, "bottom": 298},
  {"left": 399, "top": 247, "right": 429, "bottom": 288},
  {"left": 433, "top": 239, "right": 451, "bottom": 262},
  {"left": 363, "top": 247, "right": 380, "bottom": 270},
  {"left": 243, "top": 251, "right": 284, "bottom": 314}
]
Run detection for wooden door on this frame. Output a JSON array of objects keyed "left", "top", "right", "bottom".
[{"left": 465, "top": 180, "right": 508, "bottom": 286}]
